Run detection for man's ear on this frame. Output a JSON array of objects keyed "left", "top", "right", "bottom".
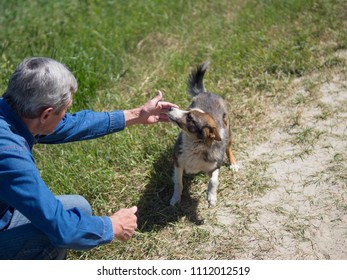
[{"left": 39, "top": 107, "right": 54, "bottom": 124}]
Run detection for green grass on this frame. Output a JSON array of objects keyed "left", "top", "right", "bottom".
[{"left": 1, "top": 0, "right": 346, "bottom": 259}]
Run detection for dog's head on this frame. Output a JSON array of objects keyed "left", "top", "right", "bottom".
[{"left": 167, "top": 107, "right": 222, "bottom": 146}]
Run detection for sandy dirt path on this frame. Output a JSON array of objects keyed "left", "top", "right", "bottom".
[{"left": 215, "top": 50, "right": 346, "bottom": 259}]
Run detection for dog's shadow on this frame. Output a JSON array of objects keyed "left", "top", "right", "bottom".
[{"left": 137, "top": 146, "right": 204, "bottom": 232}]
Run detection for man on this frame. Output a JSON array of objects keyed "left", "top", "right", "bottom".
[{"left": 0, "top": 57, "right": 178, "bottom": 259}]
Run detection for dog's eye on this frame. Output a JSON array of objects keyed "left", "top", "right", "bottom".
[{"left": 186, "top": 113, "right": 193, "bottom": 121}]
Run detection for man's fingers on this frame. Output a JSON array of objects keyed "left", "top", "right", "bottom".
[
  {"left": 158, "top": 101, "right": 179, "bottom": 109},
  {"left": 130, "top": 206, "right": 138, "bottom": 213},
  {"left": 152, "top": 90, "right": 163, "bottom": 105}
]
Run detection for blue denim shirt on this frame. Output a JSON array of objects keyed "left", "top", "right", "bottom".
[{"left": 0, "top": 98, "right": 125, "bottom": 249}]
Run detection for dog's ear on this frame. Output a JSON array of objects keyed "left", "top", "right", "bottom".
[
  {"left": 202, "top": 126, "right": 222, "bottom": 146},
  {"left": 211, "top": 127, "right": 222, "bottom": 141}
]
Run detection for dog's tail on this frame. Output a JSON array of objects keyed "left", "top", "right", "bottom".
[{"left": 187, "top": 61, "right": 210, "bottom": 96}]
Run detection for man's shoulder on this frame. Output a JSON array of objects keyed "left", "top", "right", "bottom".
[{"left": 0, "top": 122, "right": 29, "bottom": 152}]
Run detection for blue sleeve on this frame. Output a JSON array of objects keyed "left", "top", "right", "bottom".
[
  {"left": 0, "top": 148, "right": 114, "bottom": 249},
  {"left": 37, "top": 110, "right": 125, "bottom": 144}
]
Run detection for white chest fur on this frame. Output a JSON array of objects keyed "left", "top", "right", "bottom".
[{"left": 177, "top": 135, "right": 219, "bottom": 174}]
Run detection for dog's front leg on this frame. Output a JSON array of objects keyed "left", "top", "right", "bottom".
[
  {"left": 207, "top": 168, "right": 220, "bottom": 206},
  {"left": 170, "top": 165, "right": 184, "bottom": 206},
  {"left": 226, "top": 142, "right": 239, "bottom": 172}
]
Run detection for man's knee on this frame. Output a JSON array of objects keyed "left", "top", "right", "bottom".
[{"left": 56, "top": 195, "right": 92, "bottom": 216}]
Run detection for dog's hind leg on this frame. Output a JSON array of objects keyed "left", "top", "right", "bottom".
[
  {"left": 170, "top": 165, "right": 184, "bottom": 206},
  {"left": 226, "top": 138, "right": 239, "bottom": 172},
  {"left": 207, "top": 168, "right": 220, "bottom": 206}
]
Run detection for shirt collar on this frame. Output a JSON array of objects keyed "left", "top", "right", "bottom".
[{"left": 0, "top": 98, "right": 37, "bottom": 148}]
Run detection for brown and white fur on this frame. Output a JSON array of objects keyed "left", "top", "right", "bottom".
[{"left": 167, "top": 61, "right": 239, "bottom": 206}]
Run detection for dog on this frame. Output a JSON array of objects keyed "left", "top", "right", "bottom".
[{"left": 167, "top": 61, "right": 239, "bottom": 206}]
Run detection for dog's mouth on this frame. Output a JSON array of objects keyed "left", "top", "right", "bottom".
[
  {"left": 167, "top": 114, "right": 181, "bottom": 128},
  {"left": 167, "top": 109, "right": 183, "bottom": 126}
]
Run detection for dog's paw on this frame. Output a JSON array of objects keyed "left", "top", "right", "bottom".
[
  {"left": 207, "top": 193, "right": 217, "bottom": 207},
  {"left": 170, "top": 195, "right": 181, "bottom": 206},
  {"left": 229, "top": 163, "right": 240, "bottom": 172}
]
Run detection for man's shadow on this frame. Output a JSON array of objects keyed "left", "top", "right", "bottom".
[{"left": 137, "top": 146, "right": 204, "bottom": 232}]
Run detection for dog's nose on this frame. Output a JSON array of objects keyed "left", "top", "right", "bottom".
[{"left": 168, "top": 107, "right": 174, "bottom": 112}]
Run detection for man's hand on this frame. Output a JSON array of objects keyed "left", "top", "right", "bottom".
[
  {"left": 123, "top": 91, "right": 178, "bottom": 126},
  {"left": 109, "top": 206, "right": 138, "bottom": 242}
]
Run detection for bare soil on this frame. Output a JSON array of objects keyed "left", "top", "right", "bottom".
[{"left": 212, "top": 50, "right": 347, "bottom": 259}]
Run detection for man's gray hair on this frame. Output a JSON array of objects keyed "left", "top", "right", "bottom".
[{"left": 3, "top": 57, "right": 77, "bottom": 118}]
